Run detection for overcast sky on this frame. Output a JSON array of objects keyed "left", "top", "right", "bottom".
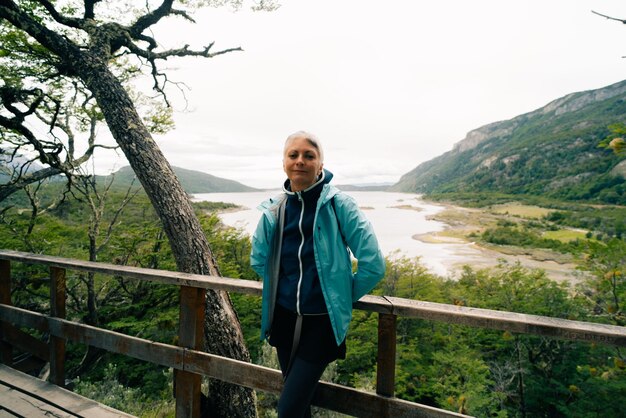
[{"left": 93, "top": 0, "right": 626, "bottom": 189}]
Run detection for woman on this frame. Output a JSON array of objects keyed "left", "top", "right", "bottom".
[{"left": 250, "top": 131, "right": 386, "bottom": 417}]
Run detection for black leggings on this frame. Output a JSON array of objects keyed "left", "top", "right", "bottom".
[{"left": 276, "top": 346, "right": 330, "bottom": 418}]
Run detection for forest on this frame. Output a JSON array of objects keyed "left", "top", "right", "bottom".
[{"left": 0, "top": 181, "right": 624, "bottom": 417}]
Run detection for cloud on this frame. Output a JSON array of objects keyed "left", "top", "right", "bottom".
[{"left": 91, "top": 0, "right": 626, "bottom": 190}]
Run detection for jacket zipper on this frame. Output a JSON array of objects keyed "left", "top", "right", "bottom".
[{"left": 295, "top": 191, "right": 305, "bottom": 315}]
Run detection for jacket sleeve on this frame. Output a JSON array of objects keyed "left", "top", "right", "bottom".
[
  {"left": 250, "top": 214, "right": 270, "bottom": 279},
  {"left": 335, "top": 194, "right": 386, "bottom": 302}
]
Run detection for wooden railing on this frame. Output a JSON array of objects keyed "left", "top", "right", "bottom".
[{"left": 1, "top": 250, "right": 625, "bottom": 418}]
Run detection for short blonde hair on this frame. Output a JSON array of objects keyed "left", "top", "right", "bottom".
[{"left": 284, "top": 131, "right": 324, "bottom": 162}]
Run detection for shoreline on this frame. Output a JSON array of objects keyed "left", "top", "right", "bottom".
[{"left": 413, "top": 202, "right": 580, "bottom": 284}]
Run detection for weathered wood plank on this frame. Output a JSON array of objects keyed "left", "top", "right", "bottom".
[
  {"left": 0, "top": 364, "right": 135, "bottom": 417},
  {"left": 0, "top": 384, "right": 75, "bottom": 417},
  {"left": 183, "top": 348, "right": 284, "bottom": 393},
  {"left": 0, "top": 260, "right": 10, "bottom": 304},
  {"left": 47, "top": 319, "right": 184, "bottom": 371},
  {"left": 376, "top": 313, "right": 397, "bottom": 397},
  {"left": 381, "top": 296, "right": 626, "bottom": 346},
  {"left": 0, "top": 305, "right": 183, "bottom": 369},
  {"left": 175, "top": 286, "right": 205, "bottom": 418},
  {"left": 0, "top": 304, "right": 49, "bottom": 332},
  {"left": 353, "top": 295, "right": 394, "bottom": 314},
  {"left": 0, "top": 250, "right": 262, "bottom": 295},
  {"left": 313, "top": 381, "right": 470, "bottom": 418},
  {"left": 50, "top": 267, "right": 66, "bottom": 387},
  {"left": 0, "top": 259, "right": 13, "bottom": 366},
  {"left": 183, "top": 349, "right": 469, "bottom": 418},
  {"left": 2, "top": 326, "right": 48, "bottom": 361}
]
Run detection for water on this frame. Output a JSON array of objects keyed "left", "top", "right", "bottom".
[{"left": 193, "top": 190, "right": 485, "bottom": 277}]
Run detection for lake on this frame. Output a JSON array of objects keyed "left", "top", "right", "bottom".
[{"left": 193, "top": 190, "right": 485, "bottom": 277}]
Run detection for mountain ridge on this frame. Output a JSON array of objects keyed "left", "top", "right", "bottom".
[
  {"left": 105, "top": 166, "right": 259, "bottom": 193},
  {"left": 391, "top": 79, "right": 626, "bottom": 204}
]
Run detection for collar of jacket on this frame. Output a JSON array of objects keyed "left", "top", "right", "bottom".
[
  {"left": 282, "top": 168, "right": 326, "bottom": 196},
  {"left": 258, "top": 169, "right": 340, "bottom": 213}
]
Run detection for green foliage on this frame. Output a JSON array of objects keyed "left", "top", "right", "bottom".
[
  {"left": 427, "top": 191, "right": 565, "bottom": 209},
  {"left": 231, "top": 293, "right": 262, "bottom": 359},
  {"left": 545, "top": 205, "right": 626, "bottom": 240},
  {"left": 599, "top": 122, "right": 626, "bottom": 156},
  {"left": 192, "top": 200, "right": 239, "bottom": 213},
  {"left": 0, "top": 22, "right": 58, "bottom": 81},
  {"left": 73, "top": 363, "right": 174, "bottom": 417},
  {"left": 338, "top": 310, "right": 378, "bottom": 388},
  {"left": 453, "top": 262, "right": 575, "bottom": 317},
  {"left": 376, "top": 253, "right": 447, "bottom": 300},
  {"left": 253, "top": 250, "right": 626, "bottom": 417},
  {"left": 428, "top": 341, "right": 498, "bottom": 416},
  {"left": 480, "top": 225, "right": 582, "bottom": 253},
  {"left": 576, "top": 238, "right": 626, "bottom": 326}
]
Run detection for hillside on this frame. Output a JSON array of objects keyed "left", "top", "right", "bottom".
[
  {"left": 105, "top": 166, "right": 258, "bottom": 193},
  {"left": 390, "top": 79, "right": 626, "bottom": 204},
  {"left": 335, "top": 183, "right": 392, "bottom": 192}
]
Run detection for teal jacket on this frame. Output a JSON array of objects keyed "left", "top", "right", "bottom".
[{"left": 250, "top": 183, "right": 386, "bottom": 345}]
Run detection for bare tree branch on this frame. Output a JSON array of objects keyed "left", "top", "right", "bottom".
[
  {"left": 0, "top": 167, "right": 63, "bottom": 201},
  {"left": 84, "top": 0, "right": 104, "bottom": 20},
  {"left": 129, "top": 0, "right": 175, "bottom": 36},
  {"left": 0, "top": 113, "right": 61, "bottom": 166},
  {"left": 128, "top": 39, "right": 243, "bottom": 60},
  {"left": 35, "top": 0, "right": 85, "bottom": 29},
  {"left": 0, "top": 86, "right": 45, "bottom": 120},
  {"left": 592, "top": 10, "right": 626, "bottom": 24},
  {"left": 97, "top": 177, "right": 141, "bottom": 253},
  {"left": 119, "top": 35, "right": 241, "bottom": 102}
]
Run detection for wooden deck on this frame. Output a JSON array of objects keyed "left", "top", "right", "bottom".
[{"left": 0, "top": 365, "right": 134, "bottom": 418}]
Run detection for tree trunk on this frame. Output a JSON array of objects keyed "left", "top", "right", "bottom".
[{"left": 76, "top": 54, "right": 256, "bottom": 417}]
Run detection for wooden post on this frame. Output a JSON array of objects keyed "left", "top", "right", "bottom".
[
  {"left": 0, "top": 260, "right": 12, "bottom": 366},
  {"left": 175, "top": 286, "right": 205, "bottom": 418},
  {"left": 376, "top": 313, "right": 397, "bottom": 398},
  {"left": 50, "top": 266, "right": 66, "bottom": 387}
]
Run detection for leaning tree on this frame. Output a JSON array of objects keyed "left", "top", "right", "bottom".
[{"left": 0, "top": 1, "right": 275, "bottom": 415}]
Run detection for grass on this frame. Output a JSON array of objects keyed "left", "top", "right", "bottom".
[
  {"left": 489, "top": 203, "right": 555, "bottom": 219},
  {"left": 542, "top": 229, "right": 588, "bottom": 243}
]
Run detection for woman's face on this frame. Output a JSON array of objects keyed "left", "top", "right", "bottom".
[{"left": 283, "top": 136, "right": 324, "bottom": 192}]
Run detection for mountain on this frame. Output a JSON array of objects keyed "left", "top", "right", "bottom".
[
  {"left": 390, "top": 79, "right": 626, "bottom": 204},
  {"left": 336, "top": 183, "right": 392, "bottom": 191},
  {"left": 105, "top": 166, "right": 258, "bottom": 193}
]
